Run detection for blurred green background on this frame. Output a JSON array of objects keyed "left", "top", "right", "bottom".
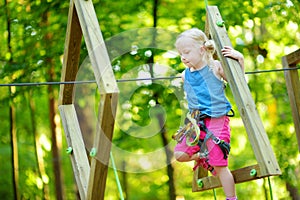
[{"left": 0, "top": 0, "right": 299, "bottom": 199}]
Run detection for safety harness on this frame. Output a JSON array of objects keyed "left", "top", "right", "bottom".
[{"left": 173, "top": 110, "right": 232, "bottom": 173}]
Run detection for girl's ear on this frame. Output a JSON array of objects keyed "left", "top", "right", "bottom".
[{"left": 199, "top": 45, "right": 205, "bottom": 55}]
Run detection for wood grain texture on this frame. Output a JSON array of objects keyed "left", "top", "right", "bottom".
[
  {"left": 282, "top": 49, "right": 300, "bottom": 151},
  {"left": 74, "top": 0, "right": 118, "bottom": 94},
  {"left": 206, "top": 6, "right": 281, "bottom": 176},
  {"left": 193, "top": 164, "right": 263, "bottom": 192},
  {"left": 59, "top": 0, "right": 120, "bottom": 199},
  {"left": 86, "top": 93, "right": 118, "bottom": 200},
  {"left": 59, "top": 2, "right": 82, "bottom": 105},
  {"left": 59, "top": 105, "right": 90, "bottom": 199}
]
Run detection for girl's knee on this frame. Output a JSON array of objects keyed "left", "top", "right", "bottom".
[{"left": 174, "top": 151, "right": 190, "bottom": 162}]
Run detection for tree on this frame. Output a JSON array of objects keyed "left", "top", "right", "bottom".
[{"left": 0, "top": 0, "right": 299, "bottom": 199}]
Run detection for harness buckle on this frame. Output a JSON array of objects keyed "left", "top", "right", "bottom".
[{"left": 213, "top": 137, "right": 221, "bottom": 144}]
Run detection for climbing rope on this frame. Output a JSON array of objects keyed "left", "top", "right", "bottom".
[
  {"left": 268, "top": 177, "right": 273, "bottom": 200},
  {"left": 110, "top": 151, "right": 125, "bottom": 200},
  {"left": 213, "top": 188, "right": 217, "bottom": 200}
]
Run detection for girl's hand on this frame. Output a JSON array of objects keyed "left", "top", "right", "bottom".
[{"left": 221, "top": 46, "right": 244, "bottom": 72}]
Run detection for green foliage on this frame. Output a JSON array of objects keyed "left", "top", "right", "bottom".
[{"left": 0, "top": 0, "right": 299, "bottom": 199}]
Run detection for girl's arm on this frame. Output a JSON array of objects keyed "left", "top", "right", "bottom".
[
  {"left": 181, "top": 70, "right": 185, "bottom": 81},
  {"left": 221, "top": 46, "right": 244, "bottom": 72}
]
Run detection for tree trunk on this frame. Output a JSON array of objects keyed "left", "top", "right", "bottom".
[
  {"left": 286, "top": 182, "right": 300, "bottom": 200},
  {"left": 156, "top": 111, "right": 176, "bottom": 200},
  {"left": 41, "top": 10, "right": 64, "bottom": 200},
  {"left": 5, "top": 0, "right": 19, "bottom": 199},
  {"left": 149, "top": 1, "right": 176, "bottom": 197},
  {"left": 28, "top": 90, "right": 50, "bottom": 200},
  {"left": 148, "top": 57, "right": 177, "bottom": 200},
  {"left": 263, "top": 178, "right": 269, "bottom": 200},
  {"left": 121, "top": 161, "right": 128, "bottom": 200},
  {"left": 147, "top": 55, "right": 177, "bottom": 199},
  {"left": 9, "top": 87, "right": 19, "bottom": 200},
  {"left": 48, "top": 74, "right": 64, "bottom": 200},
  {"left": 48, "top": 69, "right": 64, "bottom": 200}
]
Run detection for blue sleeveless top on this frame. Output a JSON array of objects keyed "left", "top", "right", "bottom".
[{"left": 184, "top": 66, "right": 231, "bottom": 117}]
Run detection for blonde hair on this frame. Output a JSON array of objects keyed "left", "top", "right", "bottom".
[{"left": 175, "top": 28, "right": 215, "bottom": 65}]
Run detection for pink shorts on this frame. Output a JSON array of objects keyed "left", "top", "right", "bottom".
[{"left": 174, "top": 116, "right": 230, "bottom": 166}]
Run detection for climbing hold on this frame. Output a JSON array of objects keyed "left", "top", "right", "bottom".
[
  {"left": 197, "top": 179, "right": 203, "bottom": 188},
  {"left": 66, "top": 147, "right": 73, "bottom": 154},
  {"left": 216, "top": 20, "right": 225, "bottom": 27},
  {"left": 250, "top": 169, "right": 257, "bottom": 177},
  {"left": 90, "top": 148, "right": 97, "bottom": 157}
]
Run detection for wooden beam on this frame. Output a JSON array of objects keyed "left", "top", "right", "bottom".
[
  {"left": 282, "top": 49, "right": 300, "bottom": 151},
  {"left": 69, "top": 0, "right": 119, "bottom": 199},
  {"left": 59, "top": 104, "right": 90, "bottom": 199},
  {"left": 73, "top": 0, "right": 118, "bottom": 94},
  {"left": 193, "top": 164, "right": 263, "bottom": 192},
  {"left": 86, "top": 93, "right": 118, "bottom": 200},
  {"left": 206, "top": 6, "right": 281, "bottom": 176},
  {"left": 59, "top": 1, "right": 82, "bottom": 105},
  {"left": 59, "top": 0, "right": 119, "bottom": 199},
  {"left": 197, "top": 166, "right": 208, "bottom": 179},
  {"left": 284, "top": 48, "right": 300, "bottom": 65}
]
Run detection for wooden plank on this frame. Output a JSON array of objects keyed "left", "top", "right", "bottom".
[
  {"left": 206, "top": 6, "right": 281, "bottom": 176},
  {"left": 192, "top": 165, "right": 207, "bottom": 192},
  {"left": 71, "top": 0, "right": 119, "bottom": 199},
  {"left": 73, "top": 0, "right": 118, "bottom": 94},
  {"left": 86, "top": 93, "right": 118, "bottom": 200},
  {"left": 197, "top": 166, "right": 208, "bottom": 179},
  {"left": 282, "top": 49, "right": 300, "bottom": 151},
  {"left": 193, "top": 164, "right": 263, "bottom": 192},
  {"left": 285, "top": 48, "right": 300, "bottom": 65},
  {"left": 59, "top": 104, "right": 90, "bottom": 199},
  {"left": 59, "top": 1, "right": 82, "bottom": 105}
]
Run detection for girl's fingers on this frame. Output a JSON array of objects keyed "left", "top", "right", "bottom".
[{"left": 222, "top": 46, "right": 232, "bottom": 50}]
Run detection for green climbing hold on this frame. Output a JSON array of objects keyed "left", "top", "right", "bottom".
[
  {"left": 90, "top": 148, "right": 97, "bottom": 157},
  {"left": 250, "top": 169, "right": 257, "bottom": 177},
  {"left": 216, "top": 20, "right": 225, "bottom": 27},
  {"left": 197, "top": 179, "right": 203, "bottom": 188},
  {"left": 66, "top": 147, "right": 73, "bottom": 154}
]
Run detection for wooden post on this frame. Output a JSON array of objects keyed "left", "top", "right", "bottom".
[
  {"left": 207, "top": 5, "right": 280, "bottom": 176},
  {"left": 59, "top": 0, "right": 119, "bottom": 199},
  {"left": 73, "top": 0, "right": 117, "bottom": 94},
  {"left": 86, "top": 93, "right": 118, "bottom": 200},
  {"left": 59, "top": 1, "right": 82, "bottom": 105},
  {"left": 282, "top": 49, "right": 300, "bottom": 151},
  {"left": 193, "top": 6, "right": 281, "bottom": 192},
  {"left": 59, "top": 105, "right": 90, "bottom": 199},
  {"left": 58, "top": 2, "right": 89, "bottom": 199},
  {"left": 72, "top": 0, "right": 119, "bottom": 199}
]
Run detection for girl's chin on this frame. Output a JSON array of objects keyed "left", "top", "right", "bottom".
[{"left": 184, "top": 63, "right": 192, "bottom": 67}]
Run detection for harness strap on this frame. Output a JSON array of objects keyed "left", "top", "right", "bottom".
[
  {"left": 193, "top": 157, "right": 217, "bottom": 176},
  {"left": 226, "top": 109, "right": 235, "bottom": 117},
  {"left": 199, "top": 120, "right": 231, "bottom": 159},
  {"left": 172, "top": 110, "right": 231, "bottom": 159}
]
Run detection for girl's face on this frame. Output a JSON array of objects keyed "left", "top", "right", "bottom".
[{"left": 176, "top": 37, "right": 204, "bottom": 69}]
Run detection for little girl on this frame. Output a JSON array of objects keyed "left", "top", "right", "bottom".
[{"left": 173, "top": 28, "right": 244, "bottom": 200}]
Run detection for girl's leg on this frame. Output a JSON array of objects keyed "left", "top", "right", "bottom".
[
  {"left": 214, "top": 166, "right": 237, "bottom": 199},
  {"left": 174, "top": 151, "right": 200, "bottom": 162}
]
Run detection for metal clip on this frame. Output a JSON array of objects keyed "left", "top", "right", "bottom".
[{"left": 213, "top": 137, "right": 221, "bottom": 144}]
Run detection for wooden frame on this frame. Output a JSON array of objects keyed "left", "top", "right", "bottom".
[
  {"left": 282, "top": 49, "right": 300, "bottom": 151},
  {"left": 192, "top": 6, "right": 281, "bottom": 192},
  {"left": 58, "top": 0, "right": 119, "bottom": 199},
  {"left": 58, "top": 0, "right": 282, "bottom": 197}
]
